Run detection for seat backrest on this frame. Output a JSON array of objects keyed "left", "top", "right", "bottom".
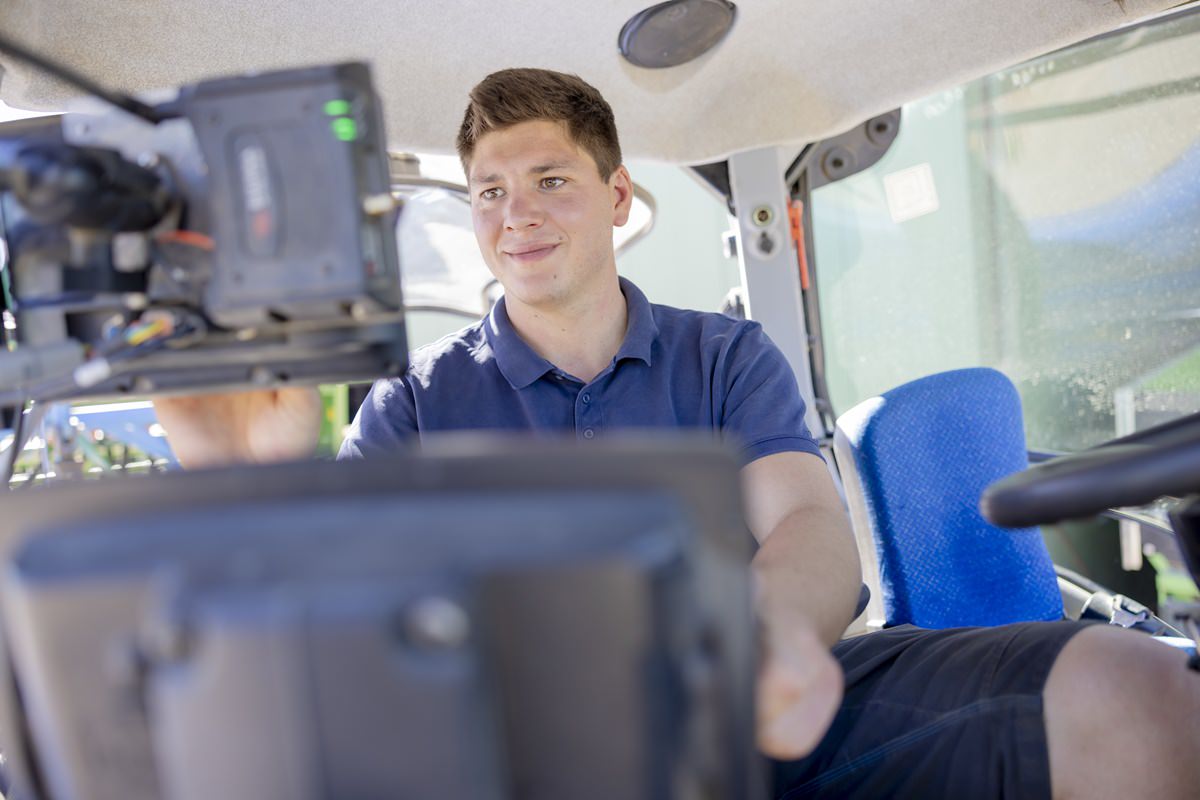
[{"left": 833, "top": 367, "right": 1062, "bottom": 628}]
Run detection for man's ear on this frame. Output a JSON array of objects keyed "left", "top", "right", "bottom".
[{"left": 610, "top": 165, "right": 634, "bottom": 227}]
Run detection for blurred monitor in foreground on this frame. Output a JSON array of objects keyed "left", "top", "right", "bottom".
[{"left": 0, "top": 438, "right": 762, "bottom": 800}]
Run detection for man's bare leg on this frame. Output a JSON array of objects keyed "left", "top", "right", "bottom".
[{"left": 1045, "top": 624, "right": 1200, "bottom": 799}]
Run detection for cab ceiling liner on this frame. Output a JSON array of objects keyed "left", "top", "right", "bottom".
[{"left": 0, "top": 0, "right": 1181, "bottom": 165}]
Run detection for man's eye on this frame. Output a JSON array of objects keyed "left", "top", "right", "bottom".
[
  {"left": 540, "top": 177, "right": 566, "bottom": 189},
  {"left": 480, "top": 187, "right": 504, "bottom": 201}
]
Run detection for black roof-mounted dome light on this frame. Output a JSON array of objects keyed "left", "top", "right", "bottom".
[{"left": 618, "top": 0, "right": 737, "bottom": 69}]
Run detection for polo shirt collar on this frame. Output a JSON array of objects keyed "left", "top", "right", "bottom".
[
  {"left": 484, "top": 298, "right": 555, "bottom": 389},
  {"left": 613, "top": 276, "right": 658, "bottom": 366},
  {"left": 484, "top": 276, "right": 659, "bottom": 390}
]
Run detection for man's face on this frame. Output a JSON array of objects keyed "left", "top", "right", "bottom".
[{"left": 467, "top": 120, "right": 632, "bottom": 313}]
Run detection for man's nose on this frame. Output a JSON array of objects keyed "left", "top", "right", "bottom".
[{"left": 504, "top": 190, "right": 543, "bottom": 231}]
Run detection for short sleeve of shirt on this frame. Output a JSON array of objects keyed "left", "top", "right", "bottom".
[
  {"left": 719, "top": 321, "right": 823, "bottom": 464},
  {"left": 336, "top": 377, "right": 418, "bottom": 460}
]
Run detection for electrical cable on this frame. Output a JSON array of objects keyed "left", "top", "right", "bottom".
[
  {"left": 0, "top": 200, "right": 15, "bottom": 352},
  {"left": 155, "top": 230, "right": 214, "bottom": 251},
  {"left": 7, "top": 292, "right": 130, "bottom": 313},
  {"left": 1, "top": 399, "right": 48, "bottom": 488},
  {"left": 0, "top": 322, "right": 196, "bottom": 408},
  {"left": 2, "top": 399, "right": 24, "bottom": 487},
  {"left": 0, "top": 31, "right": 172, "bottom": 124}
]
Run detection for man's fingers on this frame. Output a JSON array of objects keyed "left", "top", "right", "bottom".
[
  {"left": 153, "top": 387, "right": 323, "bottom": 467},
  {"left": 245, "top": 387, "right": 324, "bottom": 463},
  {"left": 756, "top": 648, "right": 843, "bottom": 760}
]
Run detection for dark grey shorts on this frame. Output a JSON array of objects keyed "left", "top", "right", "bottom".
[{"left": 772, "top": 620, "right": 1096, "bottom": 800}]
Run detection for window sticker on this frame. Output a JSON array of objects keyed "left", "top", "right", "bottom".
[{"left": 883, "top": 163, "right": 940, "bottom": 223}]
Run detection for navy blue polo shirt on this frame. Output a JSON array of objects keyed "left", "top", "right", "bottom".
[{"left": 337, "top": 278, "right": 820, "bottom": 465}]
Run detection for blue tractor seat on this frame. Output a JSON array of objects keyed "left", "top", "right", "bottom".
[
  {"left": 834, "top": 367, "right": 1195, "bottom": 656},
  {"left": 833, "top": 367, "right": 1070, "bottom": 629}
]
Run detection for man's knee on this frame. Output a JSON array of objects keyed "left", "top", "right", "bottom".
[
  {"left": 1044, "top": 624, "right": 1200, "bottom": 800},
  {"left": 1049, "top": 624, "right": 1191, "bottom": 703}
]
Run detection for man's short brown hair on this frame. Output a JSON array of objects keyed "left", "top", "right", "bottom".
[{"left": 456, "top": 68, "right": 622, "bottom": 180}]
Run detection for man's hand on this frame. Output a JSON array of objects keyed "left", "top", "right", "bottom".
[
  {"left": 153, "top": 386, "right": 323, "bottom": 468},
  {"left": 757, "top": 621, "right": 844, "bottom": 759}
]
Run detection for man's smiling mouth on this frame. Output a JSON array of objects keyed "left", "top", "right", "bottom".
[{"left": 504, "top": 242, "right": 560, "bottom": 262}]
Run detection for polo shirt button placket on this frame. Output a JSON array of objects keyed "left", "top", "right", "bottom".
[{"left": 578, "top": 388, "right": 597, "bottom": 440}]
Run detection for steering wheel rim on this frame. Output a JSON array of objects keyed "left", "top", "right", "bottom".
[{"left": 981, "top": 413, "right": 1200, "bottom": 529}]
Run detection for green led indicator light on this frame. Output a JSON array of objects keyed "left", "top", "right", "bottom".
[
  {"left": 332, "top": 117, "right": 358, "bottom": 141},
  {"left": 324, "top": 99, "right": 351, "bottom": 116}
]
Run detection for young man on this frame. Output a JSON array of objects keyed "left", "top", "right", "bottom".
[{"left": 158, "top": 69, "right": 1199, "bottom": 798}]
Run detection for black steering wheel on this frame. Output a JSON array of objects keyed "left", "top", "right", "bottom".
[{"left": 981, "top": 411, "right": 1200, "bottom": 530}]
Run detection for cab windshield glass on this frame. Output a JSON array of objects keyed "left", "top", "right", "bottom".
[{"left": 811, "top": 10, "right": 1200, "bottom": 452}]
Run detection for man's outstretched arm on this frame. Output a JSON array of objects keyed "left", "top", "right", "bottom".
[{"left": 740, "top": 450, "right": 862, "bottom": 759}]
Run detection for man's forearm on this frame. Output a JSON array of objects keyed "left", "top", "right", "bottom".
[
  {"left": 740, "top": 452, "right": 862, "bottom": 757},
  {"left": 752, "top": 505, "right": 863, "bottom": 648}
]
